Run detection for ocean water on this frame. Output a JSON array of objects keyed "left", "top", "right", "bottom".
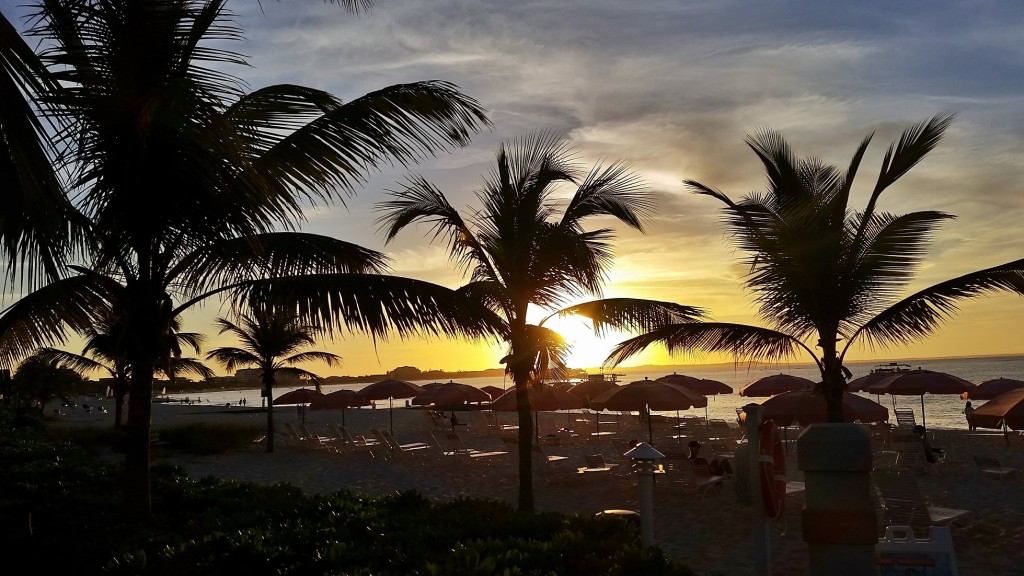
[{"left": 183, "top": 355, "right": 1024, "bottom": 432}]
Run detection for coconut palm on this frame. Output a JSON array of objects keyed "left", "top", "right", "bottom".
[
  {"left": 206, "top": 305, "right": 341, "bottom": 453},
  {"left": 563, "top": 114, "right": 1024, "bottom": 422},
  {"left": 0, "top": 0, "right": 496, "bottom": 517},
  {"left": 36, "top": 311, "right": 214, "bottom": 430},
  {"left": 376, "top": 130, "right": 657, "bottom": 512}
]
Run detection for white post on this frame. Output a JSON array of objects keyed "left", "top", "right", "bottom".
[
  {"left": 623, "top": 442, "right": 665, "bottom": 547},
  {"left": 743, "top": 403, "right": 771, "bottom": 576}
]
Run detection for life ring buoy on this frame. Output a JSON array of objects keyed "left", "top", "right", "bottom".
[{"left": 758, "top": 420, "right": 786, "bottom": 519}]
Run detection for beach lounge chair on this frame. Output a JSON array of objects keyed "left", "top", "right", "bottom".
[
  {"left": 476, "top": 410, "right": 518, "bottom": 436},
  {"left": 283, "top": 422, "right": 332, "bottom": 450},
  {"left": 299, "top": 424, "right": 337, "bottom": 448},
  {"left": 894, "top": 408, "right": 917, "bottom": 429},
  {"left": 440, "top": 432, "right": 508, "bottom": 460},
  {"left": 884, "top": 429, "right": 936, "bottom": 475},
  {"left": 371, "top": 428, "right": 432, "bottom": 459},
  {"left": 972, "top": 455, "right": 1020, "bottom": 479},
  {"left": 872, "top": 470, "right": 968, "bottom": 537},
  {"left": 332, "top": 424, "right": 380, "bottom": 454}
]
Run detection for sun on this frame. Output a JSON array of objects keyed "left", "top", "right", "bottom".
[{"left": 539, "top": 315, "right": 621, "bottom": 370}]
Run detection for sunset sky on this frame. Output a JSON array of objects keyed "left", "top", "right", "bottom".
[{"left": 7, "top": 1, "right": 1024, "bottom": 377}]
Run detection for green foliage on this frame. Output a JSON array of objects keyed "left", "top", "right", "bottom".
[
  {"left": 0, "top": 406, "right": 695, "bottom": 576},
  {"left": 157, "top": 422, "right": 265, "bottom": 454}
]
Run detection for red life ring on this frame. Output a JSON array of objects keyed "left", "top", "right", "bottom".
[{"left": 758, "top": 420, "right": 786, "bottom": 519}]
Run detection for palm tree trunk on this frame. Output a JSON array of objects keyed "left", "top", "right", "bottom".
[
  {"left": 112, "top": 379, "right": 127, "bottom": 431},
  {"left": 515, "top": 378, "right": 535, "bottom": 512},
  {"left": 123, "top": 364, "right": 154, "bottom": 519},
  {"left": 263, "top": 374, "right": 275, "bottom": 453},
  {"left": 820, "top": 337, "right": 845, "bottom": 423},
  {"left": 510, "top": 317, "right": 535, "bottom": 513}
]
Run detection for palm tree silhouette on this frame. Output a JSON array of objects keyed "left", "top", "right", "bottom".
[
  {"left": 206, "top": 304, "right": 341, "bottom": 453},
  {"left": 377, "top": 130, "right": 654, "bottom": 511},
  {"left": 0, "top": 0, "right": 496, "bottom": 517},
  {"left": 564, "top": 114, "right": 1024, "bottom": 422},
  {"left": 36, "top": 311, "right": 214, "bottom": 431}
]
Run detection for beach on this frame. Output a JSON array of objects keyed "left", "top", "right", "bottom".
[{"left": 49, "top": 398, "right": 1024, "bottom": 576}]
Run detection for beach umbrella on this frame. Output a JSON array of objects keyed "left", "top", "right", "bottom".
[
  {"left": 863, "top": 369, "right": 975, "bottom": 430},
  {"left": 411, "top": 381, "right": 490, "bottom": 419},
  {"left": 962, "top": 378, "right": 1024, "bottom": 400},
  {"left": 491, "top": 383, "right": 584, "bottom": 439},
  {"left": 657, "top": 373, "right": 733, "bottom": 396},
  {"left": 590, "top": 377, "right": 708, "bottom": 445},
  {"left": 273, "top": 388, "right": 323, "bottom": 406},
  {"left": 308, "top": 390, "right": 370, "bottom": 426},
  {"left": 848, "top": 372, "right": 897, "bottom": 393},
  {"left": 657, "top": 373, "right": 733, "bottom": 431},
  {"left": 760, "top": 389, "right": 889, "bottom": 427},
  {"left": 356, "top": 378, "right": 425, "bottom": 435},
  {"left": 738, "top": 374, "right": 815, "bottom": 397},
  {"left": 567, "top": 378, "right": 621, "bottom": 413},
  {"left": 481, "top": 385, "right": 506, "bottom": 401},
  {"left": 972, "top": 388, "right": 1024, "bottom": 446}
]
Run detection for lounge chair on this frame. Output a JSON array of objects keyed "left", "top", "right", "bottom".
[
  {"left": 439, "top": 432, "right": 507, "bottom": 460},
  {"left": 872, "top": 470, "right": 968, "bottom": 537},
  {"left": 371, "top": 428, "right": 432, "bottom": 460},
  {"left": 332, "top": 424, "right": 380, "bottom": 454},
  {"left": 500, "top": 435, "right": 568, "bottom": 463},
  {"left": 894, "top": 408, "right": 917, "bottom": 429},
  {"left": 883, "top": 429, "right": 937, "bottom": 475},
  {"left": 283, "top": 422, "right": 333, "bottom": 450},
  {"left": 298, "top": 424, "right": 337, "bottom": 448},
  {"left": 972, "top": 455, "right": 1020, "bottom": 479}
]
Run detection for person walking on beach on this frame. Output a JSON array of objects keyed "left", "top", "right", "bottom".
[{"left": 963, "top": 401, "right": 976, "bottom": 431}]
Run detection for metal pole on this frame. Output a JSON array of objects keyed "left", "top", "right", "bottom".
[{"left": 638, "top": 465, "right": 655, "bottom": 546}]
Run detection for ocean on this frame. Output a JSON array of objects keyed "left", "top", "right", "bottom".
[{"left": 179, "top": 354, "right": 1024, "bottom": 431}]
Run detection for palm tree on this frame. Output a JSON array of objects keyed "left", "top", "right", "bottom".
[
  {"left": 563, "top": 114, "right": 1024, "bottom": 422},
  {"left": 36, "top": 312, "right": 214, "bottom": 431},
  {"left": 0, "top": 0, "right": 497, "bottom": 517},
  {"left": 376, "top": 130, "right": 655, "bottom": 511},
  {"left": 206, "top": 305, "right": 341, "bottom": 453}
]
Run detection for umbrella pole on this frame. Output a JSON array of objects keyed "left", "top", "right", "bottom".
[
  {"left": 676, "top": 410, "right": 680, "bottom": 444},
  {"left": 647, "top": 405, "right": 653, "bottom": 445},
  {"left": 389, "top": 397, "right": 394, "bottom": 435},
  {"left": 920, "top": 395, "right": 926, "bottom": 431},
  {"left": 342, "top": 407, "right": 345, "bottom": 428}
]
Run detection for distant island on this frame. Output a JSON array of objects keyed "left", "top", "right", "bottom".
[{"left": 141, "top": 365, "right": 587, "bottom": 395}]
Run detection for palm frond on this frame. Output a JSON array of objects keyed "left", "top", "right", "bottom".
[
  {"left": 556, "top": 298, "right": 709, "bottom": 336},
  {"left": 243, "top": 81, "right": 490, "bottom": 202},
  {"left": 604, "top": 322, "right": 807, "bottom": 368},
  {"left": 0, "top": 12, "right": 76, "bottom": 288},
  {"left": 171, "top": 233, "right": 390, "bottom": 307},
  {"left": 865, "top": 113, "right": 954, "bottom": 217},
  {"left": 164, "top": 357, "right": 215, "bottom": 381},
  {"left": 852, "top": 258, "right": 1024, "bottom": 350},
  {"left": 35, "top": 347, "right": 112, "bottom": 376},
  {"left": 284, "top": 350, "right": 342, "bottom": 367},
  {"left": 559, "top": 161, "right": 653, "bottom": 231},
  {"left": 205, "top": 347, "right": 261, "bottom": 373},
  {"left": 233, "top": 274, "right": 506, "bottom": 343},
  {"left": 0, "top": 274, "right": 117, "bottom": 368}
]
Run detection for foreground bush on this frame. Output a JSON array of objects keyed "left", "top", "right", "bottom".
[{"left": 0, "top": 408, "right": 695, "bottom": 576}]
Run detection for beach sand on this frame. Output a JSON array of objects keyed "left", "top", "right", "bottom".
[{"left": 48, "top": 398, "right": 1024, "bottom": 576}]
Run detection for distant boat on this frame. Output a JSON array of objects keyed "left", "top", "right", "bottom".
[
  {"left": 585, "top": 372, "right": 623, "bottom": 384},
  {"left": 870, "top": 362, "right": 912, "bottom": 374}
]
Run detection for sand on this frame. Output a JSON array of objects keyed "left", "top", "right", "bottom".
[{"left": 47, "top": 398, "right": 1024, "bottom": 576}]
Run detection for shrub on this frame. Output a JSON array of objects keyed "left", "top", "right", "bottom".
[{"left": 0, "top": 406, "right": 696, "bottom": 576}]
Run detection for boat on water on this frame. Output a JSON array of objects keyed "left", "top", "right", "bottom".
[
  {"left": 585, "top": 372, "right": 623, "bottom": 384},
  {"left": 870, "top": 362, "right": 912, "bottom": 374}
]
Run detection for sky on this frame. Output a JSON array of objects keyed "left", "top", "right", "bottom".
[{"left": 6, "top": 0, "right": 1024, "bottom": 377}]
